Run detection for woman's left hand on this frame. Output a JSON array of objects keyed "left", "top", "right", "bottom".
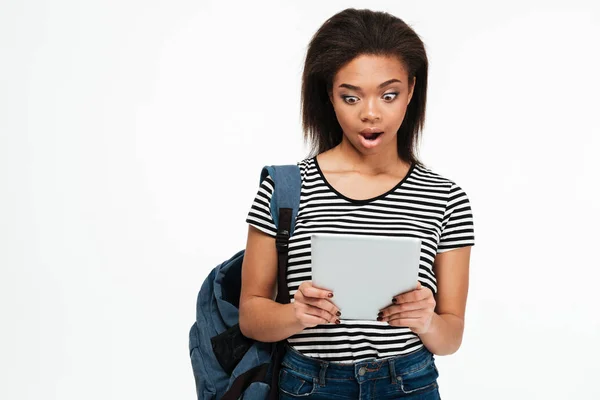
[{"left": 377, "top": 281, "right": 436, "bottom": 335}]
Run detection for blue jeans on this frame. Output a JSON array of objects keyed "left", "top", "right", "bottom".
[{"left": 278, "top": 345, "right": 441, "bottom": 399}]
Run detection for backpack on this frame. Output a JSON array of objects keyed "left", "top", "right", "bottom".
[{"left": 189, "top": 164, "right": 301, "bottom": 400}]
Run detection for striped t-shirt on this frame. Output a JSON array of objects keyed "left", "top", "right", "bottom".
[{"left": 246, "top": 157, "right": 475, "bottom": 363}]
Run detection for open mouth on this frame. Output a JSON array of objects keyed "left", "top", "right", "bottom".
[{"left": 360, "top": 131, "right": 383, "bottom": 141}]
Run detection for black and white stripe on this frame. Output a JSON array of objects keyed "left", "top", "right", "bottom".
[{"left": 246, "top": 157, "right": 475, "bottom": 363}]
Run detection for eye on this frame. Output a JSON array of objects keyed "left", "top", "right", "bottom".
[
  {"left": 383, "top": 92, "right": 398, "bottom": 101},
  {"left": 341, "top": 92, "right": 399, "bottom": 105},
  {"left": 341, "top": 95, "right": 359, "bottom": 104}
]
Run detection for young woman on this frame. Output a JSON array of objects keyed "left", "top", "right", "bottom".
[{"left": 239, "top": 8, "right": 475, "bottom": 400}]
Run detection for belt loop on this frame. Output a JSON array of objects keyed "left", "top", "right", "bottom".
[
  {"left": 318, "top": 361, "right": 329, "bottom": 386},
  {"left": 388, "top": 358, "right": 397, "bottom": 384}
]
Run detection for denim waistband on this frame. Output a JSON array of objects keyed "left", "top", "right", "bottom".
[{"left": 281, "top": 345, "right": 434, "bottom": 385}]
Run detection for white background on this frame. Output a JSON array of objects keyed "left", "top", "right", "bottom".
[{"left": 1, "top": 0, "right": 599, "bottom": 399}]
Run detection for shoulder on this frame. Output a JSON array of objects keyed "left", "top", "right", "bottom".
[
  {"left": 261, "top": 157, "right": 315, "bottom": 186},
  {"left": 412, "top": 163, "right": 470, "bottom": 197},
  {"left": 297, "top": 157, "right": 316, "bottom": 180},
  {"left": 297, "top": 157, "right": 315, "bottom": 170},
  {"left": 412, "top": 163, "right": 454, "bottom": 187}
]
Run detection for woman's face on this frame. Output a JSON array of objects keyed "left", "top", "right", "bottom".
[{"left": 328, "top": 54, "right": 415, "bottom": 156}]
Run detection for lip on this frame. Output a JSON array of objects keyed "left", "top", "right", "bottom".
[
  {"left": 358, "top": 127, "right": 384, "bottom": 149},
  {"left": 360, "top": 127, "right": 384, "bottom": 135},
  {"left": 359, "top": 132, "right": 383, "bottom": 149}
]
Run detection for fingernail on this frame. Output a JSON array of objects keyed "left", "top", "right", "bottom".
[
  {"left": 377, "top": 312, "right": 383, "bottom": 318},
  {"left": 328, "top": 293, "right": 334, "bottom": 298},
  {"left": 377, "top": 317, "right": 383, "bottom": 321},
  {"left": 392, "top": 298, "right": 397, "bottom": 304},
  {"left": 335, "top": 319, "right": 341, "bottom": 324},
  {"left": 336, "top": 311, "right": 341, "bottom": 317}
]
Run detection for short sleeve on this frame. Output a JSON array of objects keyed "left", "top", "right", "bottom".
[
  {"left": 437, "top": 182, "right": 475, "bottom": 253},
  {"left": 245, "top": 175, "right": 278, "bottom": 238}
]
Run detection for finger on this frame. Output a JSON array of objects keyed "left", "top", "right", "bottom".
[
  {"left": 385, "top": 310, "right": 423, "bottom": 320},
  {"left": 300, "top": 281, "right": 334, "bottom": 299},
  {"left": 296, "top": 303, "right": 331, "bottom": 326},
  {"left": 393, "top": 284, "right": 429, "bottom": 304},
  {"left": 380, "top": 300, "right": 430, "bottom": 317},
  {"left": 302, "top": 314, "right": 333, "bottom": 327},
  {"left": 300, "top": 303, "right": 339, "bottom": 324},
  {"left": 295, "top": 290, "right": 340, "bottom": 315},
  {"left": 385, "top": 317, "right": 420, "bottom": 328},
  {"left": 299, "top": 302, "right": 336, "bottom": 322},
  {"left": 302, "top": 297, "right": 341, "bottom": 318}
]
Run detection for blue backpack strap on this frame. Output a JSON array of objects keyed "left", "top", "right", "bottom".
[
  {"left": 259, "top": 164, "right": 301, "bottom": 234},
  {"left": 259, "top": 164, "right": 301, "bottom": 400},
  {"left": 259, "top": 164, "right": 300, "bottom": 306}
]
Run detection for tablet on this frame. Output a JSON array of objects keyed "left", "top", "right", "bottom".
[{"left": 310, "top": 233, "right": 421, "bottom": 321}]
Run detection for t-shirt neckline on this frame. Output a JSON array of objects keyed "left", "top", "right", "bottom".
[{"left": 313, "top": 156, "right": 415, "bottom": 204}]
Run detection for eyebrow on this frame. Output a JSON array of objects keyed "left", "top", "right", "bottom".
[{"left": 338, "top": 79, "right": 402, "bottom": 91}]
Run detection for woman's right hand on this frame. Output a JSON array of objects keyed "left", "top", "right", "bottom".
[{"left": 293, "top": 281, "right": 341, "bottom": 328}]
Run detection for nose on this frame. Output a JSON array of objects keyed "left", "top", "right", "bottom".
[{"left": 360, "top": 97, "right": 381, "bottom": 122}]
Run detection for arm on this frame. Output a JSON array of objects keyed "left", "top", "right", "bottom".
[
  {"left": 379, "top": 245, "right": 471, "bottom": 356},
  {"left": 381, "top": 181, "right": 475, "bottom": 354},
  {"left": 418, "top": 245, "right": 471, "bottom": 355},
  {"left": 238, "top": 225, "right": 305, "bottom": 342},
  {"left": 239, "top": 226, "right": 341, "bottom": 341}
]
